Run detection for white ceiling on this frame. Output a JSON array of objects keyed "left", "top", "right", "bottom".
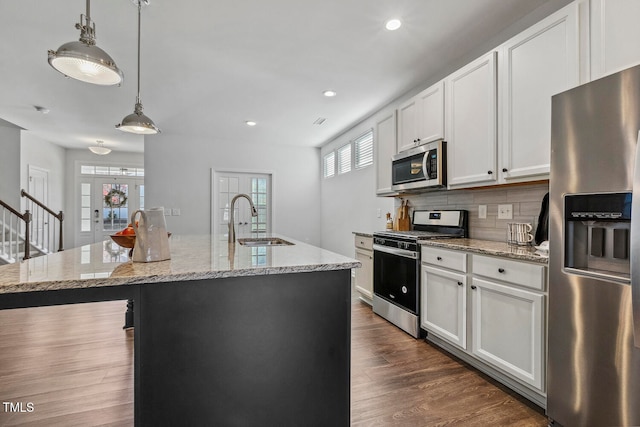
[{"left": 0, "top": 0, "right": 569, "bottom": 153}]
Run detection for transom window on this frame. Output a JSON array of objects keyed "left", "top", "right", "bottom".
[{"left": 81, "top": 165, "right": 145, "bottom": 176}]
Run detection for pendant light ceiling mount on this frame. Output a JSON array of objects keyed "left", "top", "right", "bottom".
[
  {"left": 116, "top": 0, "right": 160, "bottom": 135},
  {"left": 48, "top": 0, "right": 123, "bottom": 86}
]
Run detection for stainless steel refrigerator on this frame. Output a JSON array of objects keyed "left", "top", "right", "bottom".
[{"left": 549, "top": 64, "right": 640, "bottom": 426}]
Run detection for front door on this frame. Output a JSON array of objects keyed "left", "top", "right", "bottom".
[{"left": 77, "top": 177, "right": 144, "bottom": 247}]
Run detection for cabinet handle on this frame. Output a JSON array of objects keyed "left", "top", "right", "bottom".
[
  {"left": 437, "top": 256, "right": 443, "bottom": 261},
  {"left": 487, "top": 170, "right": 493, "bottom": 175},
  {"left": 498, "top": 268, "right": 505, "bottom": 273},
  {"left": 457, "top": 281, "right": 463, "bottom": 286},
  {"left": 471, "top": 285, "right": 477, "bottom": 290},
  {"left": 502, "top": 168, "right": 508, "bottom": 172}
]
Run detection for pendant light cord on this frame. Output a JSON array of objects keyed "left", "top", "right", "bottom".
[{"left": 136, "top": 0, "right": 142, "bottom": 105}]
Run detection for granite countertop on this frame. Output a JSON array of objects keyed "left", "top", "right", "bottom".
[
  {"left": 0, "top": 234, "right": 360, "bottom": 295},
  {"left": 421, "top": 238, "right": 548, "bottom": 264}
]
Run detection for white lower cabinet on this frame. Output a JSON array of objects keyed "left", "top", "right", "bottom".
[
  {"left": 421, "top": 245, "right": 548, "bottom": 406},
  {"left": 421, "top": 265, "right": 467, "bottom": 349},
  {"left": 354, "top": 235, "right": 373, "bottom": 304},
  {"left": 470, "top": 277, "right": 545, "bottom": 391}
]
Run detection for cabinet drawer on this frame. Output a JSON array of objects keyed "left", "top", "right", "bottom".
[
  {"left": 354, "top": 235, "right": 373, "bottom": 251},
  {"left": 472, "top": 255, "right": 546, "bottom": 291},
  {"left": 421, "top": 247, "right": 467, "bottom": 272}
]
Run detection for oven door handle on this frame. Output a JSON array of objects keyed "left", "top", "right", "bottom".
[{"left": 373, "top": 244, "right": 418, "bottom": 259}]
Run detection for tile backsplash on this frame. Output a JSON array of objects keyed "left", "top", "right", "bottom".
[{"left": 395, "top": 182, "right": 549, "bottom": 242}]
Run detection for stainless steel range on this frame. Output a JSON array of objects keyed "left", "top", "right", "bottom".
[{"left": 373, "top": 210, "right": 468, "bottom": 337}]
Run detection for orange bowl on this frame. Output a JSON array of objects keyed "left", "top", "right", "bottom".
[
  {"left": 110, "top": 232, "right": 171, "bottom": 249},
  {"left": 110, "top": 234, "right": 136, "bottom": 248}
]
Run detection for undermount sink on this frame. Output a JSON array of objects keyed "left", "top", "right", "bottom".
[{"left": 237, "top": 237, "right": 294, "bottom": 247}]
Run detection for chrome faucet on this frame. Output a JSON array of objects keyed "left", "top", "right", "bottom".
[{"left": 228, "top": 193, "right": 258, "bottom": 243}]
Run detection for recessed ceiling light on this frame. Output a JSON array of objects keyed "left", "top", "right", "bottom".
[
  {"left": 323, "top": 90, "right": 337, "bottom": 97},
  {"left": 245, "top": 121, "right": 257, "bottom": 127},
  {"left": 385, "top": 19, "right": 402, "bottom": 31}
]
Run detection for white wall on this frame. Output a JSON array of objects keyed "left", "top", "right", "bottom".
[
  {"left": 144, "top": 132, "right": 321, "bottom": 246},
  {"left": 0, "top": 120, "right": 21, "bottom": 207},
  {"left": 320, "top": 111, "right": 395, "bottom": 257}
]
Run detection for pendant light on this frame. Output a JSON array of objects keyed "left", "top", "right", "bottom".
[
  {"left": 48, "top": 0, "right": 123, "bottom": 86},
  {"left": 116, "top": 0, "right": 160, "bottom": 135},
  {"left": 89, "top": 140, "right": 111, "bottom": 155}
]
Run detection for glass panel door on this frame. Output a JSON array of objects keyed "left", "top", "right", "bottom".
[
  {"left": 94, "top": 178, "right": 144, "bottom": 243},
  {"left": 213, "top": 171, "right": 272, "bottom": 240},
  {"left": 76, "top": 177, "right": 144, "bottom": 246}
]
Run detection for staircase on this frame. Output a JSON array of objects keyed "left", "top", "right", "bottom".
[{"left": 0, "top": 190, "right": 64, "bottom": 264}]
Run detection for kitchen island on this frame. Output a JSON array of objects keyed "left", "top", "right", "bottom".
[{"left": 0, "top": 234, "right": 359, "bottom": 426}]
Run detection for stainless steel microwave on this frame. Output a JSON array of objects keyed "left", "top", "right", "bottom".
[{"left": 391, "top": 139, "right": 446, "bottom": 192}]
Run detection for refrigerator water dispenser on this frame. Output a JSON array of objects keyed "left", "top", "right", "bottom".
[{"left": 564, "top": 192, "right": 632, "bottom": 279}]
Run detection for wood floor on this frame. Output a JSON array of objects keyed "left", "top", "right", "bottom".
[
  {"left": 350, "top": 301, "right": 547, "bottom": 426},
  {"left": 0, "top": 302, "right": 134, "bottom": 426},
  {"left": 0, "top": 300, "right": 546, "bottom": 426}
]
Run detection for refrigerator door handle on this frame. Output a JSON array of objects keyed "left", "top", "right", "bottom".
[{"left": 631, "top": 130, "right": 640, "bottom": 348}]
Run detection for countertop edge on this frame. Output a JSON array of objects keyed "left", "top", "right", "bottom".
[
  {"left": 421, "top": 238, "right": 548, "bottom": 264},
  {"left": 0, "top": 261, "right": 361, "bottom": 295}
]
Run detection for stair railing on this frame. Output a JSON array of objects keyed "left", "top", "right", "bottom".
[
  {"left": 0, "top": 199, "right": 31, "bottom": 261},
  {"left": 21, "top": 189, "right": 64, "bottom": 254}
]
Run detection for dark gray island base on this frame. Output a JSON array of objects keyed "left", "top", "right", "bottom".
[
  {"left": 138, "top": 269, "right": 351, "bottom": 426},
  {"left": 0, "top": 235, "right": 357, "bottom": 426}
]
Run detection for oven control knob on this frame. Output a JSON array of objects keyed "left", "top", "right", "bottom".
[{"left": 401, "top": 286, "right": 408, "bottom": 294}]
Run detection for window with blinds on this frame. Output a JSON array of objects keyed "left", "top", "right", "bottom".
[
  {"left": 323, "top": 152, "right": 335, "bottom": 178},
  {"left": 354, "top": 130, "right": 373, "bottom": 169},
  {"left": 337, "top": 144, "right": 352, "bottom": 174},
  {"left": 322, "top": 128, "right": 373, "bottom": 178}
]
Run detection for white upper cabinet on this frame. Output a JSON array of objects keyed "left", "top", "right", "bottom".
[
  {"left": 499, "top": 2, "right": 583, "bottom": 183},
  {"left": 446, "top": 52, "right": 498, "bottom": 187},
  {"left": 418, "top": 81, "right": 445, "bottom": 145},
  {"left": 591, "top": 0, "right": 640, "bottom": 80},
  {"left": 375, "top": 110, "right": 397, "bottom": 196},
  {"left": 397, "top": 80, "right": 445, "bottom": 153},
  {"left": 397, "top": 97, "right": 418, "bottom": 153}
]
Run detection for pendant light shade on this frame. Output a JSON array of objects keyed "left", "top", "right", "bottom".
[
  {"left": 48, "top": 0, "right": 123, "bottom": 86},
  {"left": 89, "top": 140, "right": 111, "bottom": 155},
  {"left": 116, "top": 0, "right": 160, "bottom": 135},
  {"left": 117, "top": 102, "right": 160, "bottom": 134}
]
